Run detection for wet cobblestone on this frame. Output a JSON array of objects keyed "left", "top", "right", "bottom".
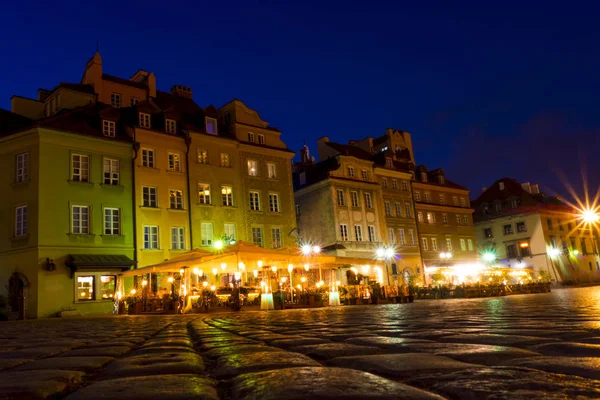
[{"left": 1, "top": 287, "right": 600, "bottom": 399}]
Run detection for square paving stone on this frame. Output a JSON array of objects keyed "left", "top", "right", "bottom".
[
  {"left": 203, "top": 344, "right": 283, "bottom": 359},
  {"left": 345, "top": 336, "right": 432, "bottom": 350},
  {"left": 215, "top": 351, "right": 320, "bottom": 378},
  {"left": 64, "top": 374, "right": 218, "bottom": 400},
  {"left": 439, "top": 333, "right": 558, "bottom": 347},
  {"left": 15, "top": 356, "right": 114, "bottom": 372},
  {"left": 329, "top": 353, "right": 479, "bottom": 379},
  {"left": 141, "top": 338, "right": 193, "bottom": 348},
  {"left": 270, "top": 337, "right": 332, "bottom": 348},
  {"left": 59, "top": 346, "right": 132, "bottom": 357},
  {"left": 506, "top": 356, "right": 600, "bottom": 380},
  {"left": 103, "top": 352, "right": 204, "bottom": 378},
  {"left": 231, "top": 367, "right": 445, "bottom": 400},
  {"left": 290, "top": 343, "right": 384, "bottom": 360},
  {"left": 529, "top": 342, "right": 600, "bottom": 357},
  {"left": 0, "top": 369, "right": 85, "bottom": 400},
  {"left": 406, "top": 366, "right": 600, "bottom": 399},
  {"left": 400, "top": 343, "right": 541, "bottom": 365}
]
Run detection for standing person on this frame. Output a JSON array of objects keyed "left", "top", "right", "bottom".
[
  {"left": 402, "top": 283, "right": 410, "bottom": 303},
  {"left": 399, "top": 283, "right": 406, "bottom": 303}
]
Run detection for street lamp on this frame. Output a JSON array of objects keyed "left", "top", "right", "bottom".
[
  {"left": 548, "top": 247, "right": 561, "bottom": 258},
  {"left": 439, "top": 252, "right": 453, "bottom": 259},
  {"left": 482, "top": 252, "right": 496, "bottom": 263},
  {"left": 375, "top": 246, "right": 395, "bottom": 286},
  {"left": 582, "top": 209, "right": 600, "bottom": 223}
]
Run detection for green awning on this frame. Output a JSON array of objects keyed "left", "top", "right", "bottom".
[{"left": 66, "top": 254, "right": 135, "bottom": 278}]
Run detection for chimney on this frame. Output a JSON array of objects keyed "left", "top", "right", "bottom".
[
  {"left": 148, "top": 72, "right": 157, "bottom": 98},
  {"left": 499, "top": 182, "right": 505, "bottom": 191},
  {"left": 482, "top": 186, "right": 487, "bottom": 193},
  {"left": 38, "top": 89, "right": 50, "bottom": 102},
  {"left": 531, "top": 184, "right": 540, "bottom": 194},
  {"left": 521, "top": 182, "right": 531, "bottom": 193},
  {"left": 170, "top": 84, "right": 192, "bottom": 99},
  {"left": 300, "top": 145, "right": 311, "bottom": 164}
]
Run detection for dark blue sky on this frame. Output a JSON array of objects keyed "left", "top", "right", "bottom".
[{"left": 2, "top": 1, "right": 599, "bottom": 201}]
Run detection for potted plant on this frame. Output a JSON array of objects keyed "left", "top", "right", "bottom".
[{"left": 347, "top": 287, "right": 358, "bottom": 305}]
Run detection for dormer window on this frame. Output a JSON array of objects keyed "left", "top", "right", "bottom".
[
  {"left": 223, "top": 112, "right": 231, "bottom": 125},
  {"left": 130, "top": 98, "right": 140, "bottom": 106},
  {"left": 165, "top": 119, "right": 177, "bottom": 134},
  {"left": 386, "top": 157, "right": 393, "bottom": 168},
  {"left": 420, "top": 172, "right": 428, "bottom": 182},
  {"left": 381, "top": 146, "right": 388, "bottom": 152},
  {"left": 139, "top": 113, "right": 151, "bottom": 128},
  {"left": 258, "top": 134, "right": 265, "bottom": 144},
  {"left": 438, "top": 175, "right": 445, "bottom": 184},
  {"left": 248, "top": 132, "right": 255, "bottom": 142},
  {"left": 347, "top": 166, "right": 355, "bottom": 177},
  {"left": 205, "top": 117, "right": 217, "bottom": 135},
  {"left": 111, "top": 93, "right": 121, "bottom": 108},
  {"left": 102, "top": 120, "right": 116, "bottom": 137}
]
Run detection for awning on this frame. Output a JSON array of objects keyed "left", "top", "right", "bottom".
[{"left": 66, "top": 254, "right": 136, "bottom": 278}]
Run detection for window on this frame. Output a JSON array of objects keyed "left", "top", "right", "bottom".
[
  {"left": 547, "top": 219, "right": 553, "bottom": 230},
  {"left": 581, "top": 238, "right": 588, "bottom": 254},
  {"left": 272, "top": 228, "right": 282, "bottom": 248},
  {"left": 420, "top": 172, "right": 427, "bottom": 182},
  {"left": 382, "top": 178, "right": 388, "bottom": 188},
  {"left": 385, "top": 201, "right": 392, "bottom": 217},
  {"left": 197, "top": 148, "right": 208, "bottom": 164},
  {"left": 456, "top": 214, "right": 462, "bottom": 225},
  {"left": 347, "top": 166, "right": 355, "bottom": 177},
  {"left": 460, "top": 238, "right": 466, "bottom": 251},
  {"left": 431, "top": 237, "right": 438, "bottom": 251},
  {"left": 401, "top": 181, "right": 408, "bottom": 191},
  {"left": 337, "top": 189, "right": 346, "bottom": 206},
  {"left": 72, "top": 205, "right": 90, "bottom": 234},
  {"left": 110, "top": 93, "right": 121, "bottom": 108},
  {"left": 248, "top": 160, "right": 258, "bottom": 176},
  {"left": 364, "top": 193, "right": 373, "bottom": 209},
  {"left": 249, "top": 191, "right": 260, "bottom": 211},
  {"left": 460, "top": 198, "right": 467, "bottom": 207},
  {"left": 399, "top": 229, "right": 406, "bottom": 244},
  {"left": 452, "top": 196, "right": 458, "bottom": 206},
  {"left": 439, "top": 194, "right": 445, "bottom": 204},
  {"left": 269, "top": 193, "right": 280, "bottom": 212},
  {"left": 361, "top": 170, "right": 369, "bottom": 179},
  {"left": 299, "top": 172, "right": 306, "bottom": 185},
  {"left": 510, "top": 199, "right": 518, "bottom": 208},
  {"left": 222, "top": 186, "right": 233, "bottom": 206},
  {"left": 422, "top": 238, "right": 428, "bottom": 250},
  {"left": 252, "top": 226, "right": 264, "bottom": 246},
  {"left": 104, "top": 208, "right": 120, "bottom": 235},
  {"left": 169, "top": 189, "right": 184, "bottom": 209},
  {"left": 351, "top": 191, "right": 360, "bottom": 207},
  {"left": 392, "top": 179, "right": 398, "bottom": 189},
  {"left": 258, "top": 134, "right": 265, "bottom": 144},
  {"left": 495, "top": 203, "right": 502, "bottom": 212},
  {"left": 442, "top": 213, "right": 449, "bottom": 224},
  {"left": 570, "top": 237, "right": 577, "bottom": 251},
  {"left": 395, "top": 203, "right": 402, "bottom": 217},
  {"left": 143, "top": 226, "right": 158, "bottom": 248},
  {"left": 201, "top": 223, "right": 213, "bottom": 246},
  {"left": 503, "top": 224, "right": 513, "bottom": 235},
  {"left": 467, "top": 239, "right": 474, "bottom": 251},
  {"left": 409, "top": 229, "right": 416, "bottom": 245},
  {"left": 171, "top": 227, "right": 185, "bottom": 250},
  {"left": 205, "top": 117, "right": 218, "bottom": 134},
  {"left": 484, "top": 228, "right": 493, "bottom": 238},
  {"left": 16, "top": 152, "right": 29, "bottom": 182},
  {"left": 139, "top": 113, "right": 151, "bottom": 128},
  {"left": 15, "top": 205, "right": 27, "bottom": 237},
  {"left": 354, "top": 225, "right": 363, "bottom": 241},
  {"left": 558, "top": 220, "right": 564, "bottom": 231},
  {"left": 426, "top": 212, "right": 436, "bottom": 224},
  {"left": 295, "top": 204, "right": 300, "bottom": 217},
  {"left": 517, "top": 222, "right": 526, "bottom": 232},
  {"left": 142, "top": 186, "right": 157, "bottom": 207},
  {"left": 417, "top": 212, "right": 424, "bottom": 223},
  {"left": 166, "top": 119, "right": 177, "bottom": 134},
  {"left": 103, "top": 158, "right": 119, "bottom": 185},
  {"left": 130, "top": 98, "right": 140, "bottom": 106},
  {"left": 368, "top": 225, "right": 376, "bottom": 242},
  {"left": 223, "top": 112, "right": 231, "bottom": 125},
  {"left": 198, "top": 184, "right": 211, "bottom": 205},
  {"left": 438, "top": 175, "right": 445, "bottom": 184},
  {"left": 77, "top": 276, "right": 95, "bottom": 301},
  {"left": 248, "top": 132, "right": 255, "bottom": 142},
  {"left": 445, "top": 238, "right": 453, "bottom": 251},
  {"left": 71, "top": 154, "right": 89, "bottom": 182},
  {"left": 340, "top": 224, "right": 349, "bottom": 241},
  {"left": 386, "top": 157, "right": 393, "bottom": 168},
  {"left": 424, "top": 192, "right": 431, "bottom": 202},
  {"left": 567, "top": 222, "right": 574, "bottom": 232},
  {"left": 506, "top": 244, "right": 518, "bottom": 258},
  {"left": 224, "top": 223, "right": 236, "bottom": 240},
  {"left": 405, "top": 204, "right": 411, "bottom": 218},
  {"left": 100, "top": 275, "right": 115, "bottom": 300},
  {"left": 267, "top": 163, "right": 277, "bottom": 179},
  {"left": 142, "top": 149, "right": 155, "bottom": 168},
  {"left": 168, "top": 153, "right": 181, "bottom": 172},
  {"left": 462, "top": 215, "right": 469, "bottom": 225},
  {"left": 102, "top": 120, "right": 116, "bottom": 137},
  {"left": 220, "top": 153, "right": 230, "bottom": 167},
  {"left": 388, "top": 228, "right": 396, "bottom": 243},
  {"left": 415, "top": 192, "right": 421, "bottom": 201}
]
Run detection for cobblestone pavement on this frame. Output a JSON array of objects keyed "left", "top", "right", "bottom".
[{"left": 2, "top": 287, "right": 600, "bottom": 399}]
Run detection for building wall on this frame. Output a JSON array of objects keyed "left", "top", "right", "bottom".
[
  {"left": 295, "top": 181, "right": 337, "bottom": 246},
  {"left": 10, "top": 96, "right": 45, "bottom": 120}
]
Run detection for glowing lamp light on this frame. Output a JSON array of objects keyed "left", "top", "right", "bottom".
[
  {"left": 281, "top": 277, "right": 287, "bottom": 283},
  {"left": 202, "top": 281, "right": 208, "bottom": 287},
  {"left": 548, "top": 248, "right": 561, "bottom": 258},
  {"left": 179, "top": 268, "right": 184, "bottom": 274},
  {"left": 312, "top": 245, "right": 321, "bottom": 254},
  {"left": 361, "top": 265, "right": 371, "bottom": 274},
  {"left": 258, "top": 260, "right": 263, "bottom": 268},
  {"left": 167, "top": 277, "right": 174, "bottom": 283},
  {"left": 296, "top": 284, "right": 302, "bottom": 289},
  {"left": 141, "top": 279, "right": 148, "bottom": 286},
  {"left": 210, "top": 285, "right": 216, "bottom": 291},
  {"left": 214, "top": 240, "right": 224, "bottom": 250},
  {"left": 229, "top": 283, "right": 234, "bottom": 288},
  {"left": 304, "top": 263, "right": 310, "bottom": 271},
  {"left": 385, "top": 248, "right": 395, "bottom": 259},
  {"left": 350, "top": 267, "right": 358, "bottom": 274},
  {"left": 260, "top": 281, "right": 266, "bottom": 287},
  {"left": 238, "top": 262, "right": 246, "bottom": 271},
  {"left": 130, "top": 289, "right": 136, "bottom": 295},
  {"left": 116, "top": 292, "right": 122, "bottom": 300},
  {"left": 375, "top": 248, "right": 385, "bottom": 258},
  {"left": 253, "top": 269, "right": 259, "bottom": 278},
  {"left": 301, "top": 244, "right": 312, "bottom": 255},
  {"left": 572, "top": 249, "right": 580, "bottom": 256},
  {"left": 234, "top": 271, "right": 241, "bottom": 280},
  {"left": 212, "top": 268, "right": 218, "bottom": 276},
  {"left": 519, "top": 242, "right": 529, "bottom": 248},
  {"left": 300, "top": 277, "right": 307, "bottom": 283},
  {"left": 271, "top": 266, "right": 277, "bottom": 273},
  {"left": 221, "top": 263, "right": 227, "bottom": 271},
  {"left": 288, "top": 264, "right": 294, "bottom": 273},
  {"left": 582, "top": 209, "right": 600, "bottom": 223},
  {"left": 482, "top": 252, "right": 496, "bottom": 263},
  {"left": 193, "top": 267, "right": 200, "bottom": 275}
]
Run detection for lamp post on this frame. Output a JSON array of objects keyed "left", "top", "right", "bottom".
[
  {"left": 301, "top": 243, "right": 322, "bottom": 284},
  {"left": 547, "top": 247, "right": 561, "bottom": 284},
  {"left": 375, "top": 246, "right": 395, "bottom": 286}
]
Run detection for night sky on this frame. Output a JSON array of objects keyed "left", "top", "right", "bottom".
[{"left": 2, "top": 1, "right": 598, "bottom": 201}]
